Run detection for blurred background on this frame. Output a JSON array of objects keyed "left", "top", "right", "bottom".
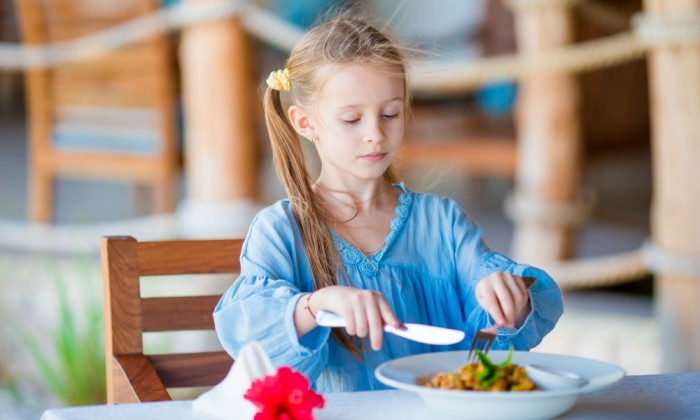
[{"left": 0, "top": 0, "right": 683, "bottom": 417}]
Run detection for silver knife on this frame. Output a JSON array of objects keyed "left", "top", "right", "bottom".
[{"left": 315, "top": 310, "right": 465, "bottom": 345}]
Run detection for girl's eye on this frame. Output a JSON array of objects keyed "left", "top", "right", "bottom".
[
  {"left": 382, "top": 113, "right": 399, "bottom": 120},
  {"left": 342, "top": 118, "right": 360, "bottom": 125}
]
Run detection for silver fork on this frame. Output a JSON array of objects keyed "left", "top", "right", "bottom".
[{"left": 467, "top": 276, "right": 536, "bottom": 362}]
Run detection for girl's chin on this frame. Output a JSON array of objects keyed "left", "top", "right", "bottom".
[{"left": 356, "top": 167, "right": 391, "bottom": 180}]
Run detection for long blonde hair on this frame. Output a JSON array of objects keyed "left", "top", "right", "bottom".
[{"left": 263, "top": 11, "right": 410, "bottom": 359}]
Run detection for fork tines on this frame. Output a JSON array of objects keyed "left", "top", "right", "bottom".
[
  {"left": 467, "top": 325, "right": 499, "bottom": 362},
  {"left": 467, "top": 277, "right": 536, "bottom": 362}
]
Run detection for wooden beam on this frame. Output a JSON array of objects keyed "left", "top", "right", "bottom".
[
  {"left": 644, "top": 0, "right": 700, "bottom": 372},
  {"left": 510, "top": 2, "right": 582, "bottom": 263},
  {"left": 180, "top": 0, "right": 259, "bottom": 204}
]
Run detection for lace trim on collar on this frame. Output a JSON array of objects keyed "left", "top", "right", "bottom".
[{"left": 331, "top": 183, "right": 413, "bottom": 276}]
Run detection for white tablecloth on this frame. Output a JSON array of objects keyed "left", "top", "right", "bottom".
[{"left": 41, "top": 372, "right": 700, "bottom": 420}]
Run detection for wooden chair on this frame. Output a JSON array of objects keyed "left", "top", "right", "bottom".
[
  {"left": 400, "top": 100, "right": 517, "bottom": 177},
  {"left": 101, "top": 236, "right": 243, "bottom": 403},
  {"left": 15, "top": 0, "right": 179, "bottom": 222}
]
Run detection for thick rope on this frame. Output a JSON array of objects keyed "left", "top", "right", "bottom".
[
  {"left": 541, "top": 249, "right": 648, "bottom": 290},
  {"left": 410, "top": 31, "right": 647, "bottom": 94},
  {"left": 503, "top": 188, "right": 597, "bottom": 227},
  {"left": 641, "top": 241, "right": 700, "bottom": 278},
  {"left": 634, "top": 13, "right": 700, "bottom": 47}
]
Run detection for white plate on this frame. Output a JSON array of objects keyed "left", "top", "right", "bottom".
[{"left": 375, "top": 350, "right": 625, "bottom": 420}]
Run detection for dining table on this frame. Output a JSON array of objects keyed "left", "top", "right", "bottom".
[{"left": 41, "top": 372, "right": 700, "bottom": 420}]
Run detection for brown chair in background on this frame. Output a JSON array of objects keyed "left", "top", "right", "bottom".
[
  {"left": 400, "top": 102, "right": 518, "bottom": 178},
  {"left": 15, "top": 0, "right": 179, "bottom": 222},
  {"left": 101, "top": 236, "right": 243, "bottom": 403},
  {"left": 397, "top": 0, "right": 519, "bottom": 179}
]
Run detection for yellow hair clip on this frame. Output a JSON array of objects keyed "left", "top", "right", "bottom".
[{"left": 266, "top": 68, "right": 291, "bottom": 92}]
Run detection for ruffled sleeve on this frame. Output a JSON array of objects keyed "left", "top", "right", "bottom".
[
  {"left": 213, "top": 203, "right": 331, "bottom": 383},
  {"left": 448, "top": 199, "right": 563, "bottom": 350}
]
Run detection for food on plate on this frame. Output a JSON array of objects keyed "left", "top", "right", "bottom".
[{"left": 423, "top": 348, "right": 537, "bottom": 392}]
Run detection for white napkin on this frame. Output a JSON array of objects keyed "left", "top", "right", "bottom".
[{"left": 192, "top": 341, "right": 275, "bottom": 419}]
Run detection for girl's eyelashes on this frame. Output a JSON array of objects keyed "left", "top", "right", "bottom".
[{"left": 340, "top": 112, "right": 400, "bottom": 125}]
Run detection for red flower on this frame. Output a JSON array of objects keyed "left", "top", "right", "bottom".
[{"left": 244, "top": 366, "right": 325, "bottom": 420}]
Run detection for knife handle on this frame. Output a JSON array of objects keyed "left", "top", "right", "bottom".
[
  {"left": 316, "top": 310, "right": 347, "bottom": 328},
  {"left": 317, "top": 310, "right": 405, "bottom": 332}
]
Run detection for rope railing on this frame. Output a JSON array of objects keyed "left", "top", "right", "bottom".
[
  {"left": 2, "top": 0, "right": 699, "bottom": 95},
  {"left": 0, "top": 0, "right": 252, "bottom": 70},
  {"left": 2, "top": 0, "right": 699, "bottom": 288},
  {"left": 410, "top": 31, "right": 647, "bottom": 94},
  {"left": 540, "top": 249, "right": 648, "bottom": 291}
]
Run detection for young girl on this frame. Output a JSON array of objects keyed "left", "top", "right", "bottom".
[{"left": 214, "top": 13, "right": 563, "bottom": 393}]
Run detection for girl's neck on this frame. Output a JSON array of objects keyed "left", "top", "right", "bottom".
[{"left": 313, "top": 180, "right": 393, "bottom": 212}]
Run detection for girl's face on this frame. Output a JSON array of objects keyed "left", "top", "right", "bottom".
[{"left": 299, "top": 63, "right": 405, "bottom": 186}]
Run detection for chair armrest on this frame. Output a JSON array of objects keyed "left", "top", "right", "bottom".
[{"left": 110, "top": 354, "right": 171, "bottom": 403}]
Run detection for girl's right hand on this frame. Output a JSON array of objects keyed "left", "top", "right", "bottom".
[{"left": 311, "top": 285, "right": 400, "bottom": 351}]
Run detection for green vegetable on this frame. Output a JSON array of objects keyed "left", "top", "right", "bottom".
[
  {"left": 475, "top": 346, "right": 514, "bottom": 388},
  {"left": 498, "top": 346, "right": 514, "bottom": 368}
]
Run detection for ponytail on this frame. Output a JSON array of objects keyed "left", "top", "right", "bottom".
[{"left": 263, "top": 87, "right": 362, "bottom": 359}]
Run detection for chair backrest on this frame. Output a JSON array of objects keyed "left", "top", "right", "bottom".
[
  {"left": 15, "top": 0, "right": 178, "bottom": 222},
  {"left": 101, "top": 236, "right": 243, "bottom": 404}
]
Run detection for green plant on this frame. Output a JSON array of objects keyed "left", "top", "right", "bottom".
[{"left": 12, "top": 256, "right": 106, "bottom": 406}]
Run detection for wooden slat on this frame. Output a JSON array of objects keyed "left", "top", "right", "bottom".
[
  {"left": 53, "top": 87, "right": 163, "bottom": 108},
  {"left": 141, "top": 296, "right": 220, "bottom": 332},
  {"left": 53, "top": 46, "right": 159, "bottom": 74},
  {"left": 149, "top": 351, "right": 233, "bottom": 388},
  {"left": 138, "top": 239, "right": 244, "bottom": 276},
  {"left": 48, "top": 152, "right": 168, "bottom": 182},
  {"left": 399, "top": 138, "right": 517, "bottom": 176},
  {"left": 113, "top": 354, "right": 171, "bottom": 403}
]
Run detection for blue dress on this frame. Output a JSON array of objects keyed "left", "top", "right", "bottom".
[{"left": 214, "top": 184, "right": 563, "bottom": 393}]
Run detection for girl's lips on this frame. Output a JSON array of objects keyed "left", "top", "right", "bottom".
[{"left": 360, "top": 152, "right": 387, "bottom": 162}]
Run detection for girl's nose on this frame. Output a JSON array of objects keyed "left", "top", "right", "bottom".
[{"left": 365, "top": 120, "right": 385, "bottom": 143}]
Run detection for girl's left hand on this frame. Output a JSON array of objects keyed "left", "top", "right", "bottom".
[{"left": 475, "top": 273, "right": 531, "bottom": 328}]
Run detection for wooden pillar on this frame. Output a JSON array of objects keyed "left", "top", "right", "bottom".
[
  {"left": 179, "top": 0, "right": 259, "bottom": 236},
  {"left": 644, "top": 0, "right": 700, "bottom": 372},
  {"left": 509, "top": 0, "right": 581, "bottom": 264},
  {"left": 15, "top": 0, "right": 54, "bottom": 222}
]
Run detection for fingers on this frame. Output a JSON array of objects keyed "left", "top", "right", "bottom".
[
  {"left": 338, "top": 289, "right": 396, "bottom": 351},
  {"left": 477, "top": 281, "right": 506, "bottom": 326},
  {"left": 378, "top": 298, "right": 400, "bottom": 328},
  {"left": 497, "top": 275, "right": 524, "bottom": 327},
  {"left": 506, "top": 276, "right": 528, "bottom": 322},
  {"left": 476, "top": 274, "right": 531, "bottom": 328},
  {"left": 366, "top": 305, "right": 384, "bottom": 351},
  {"left": 370, "top": 298, "right": 401, "bottom": 351}
]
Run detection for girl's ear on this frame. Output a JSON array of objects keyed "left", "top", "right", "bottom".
[{"left": 288, "top": 105, "right": 315, "bottom": 140}]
